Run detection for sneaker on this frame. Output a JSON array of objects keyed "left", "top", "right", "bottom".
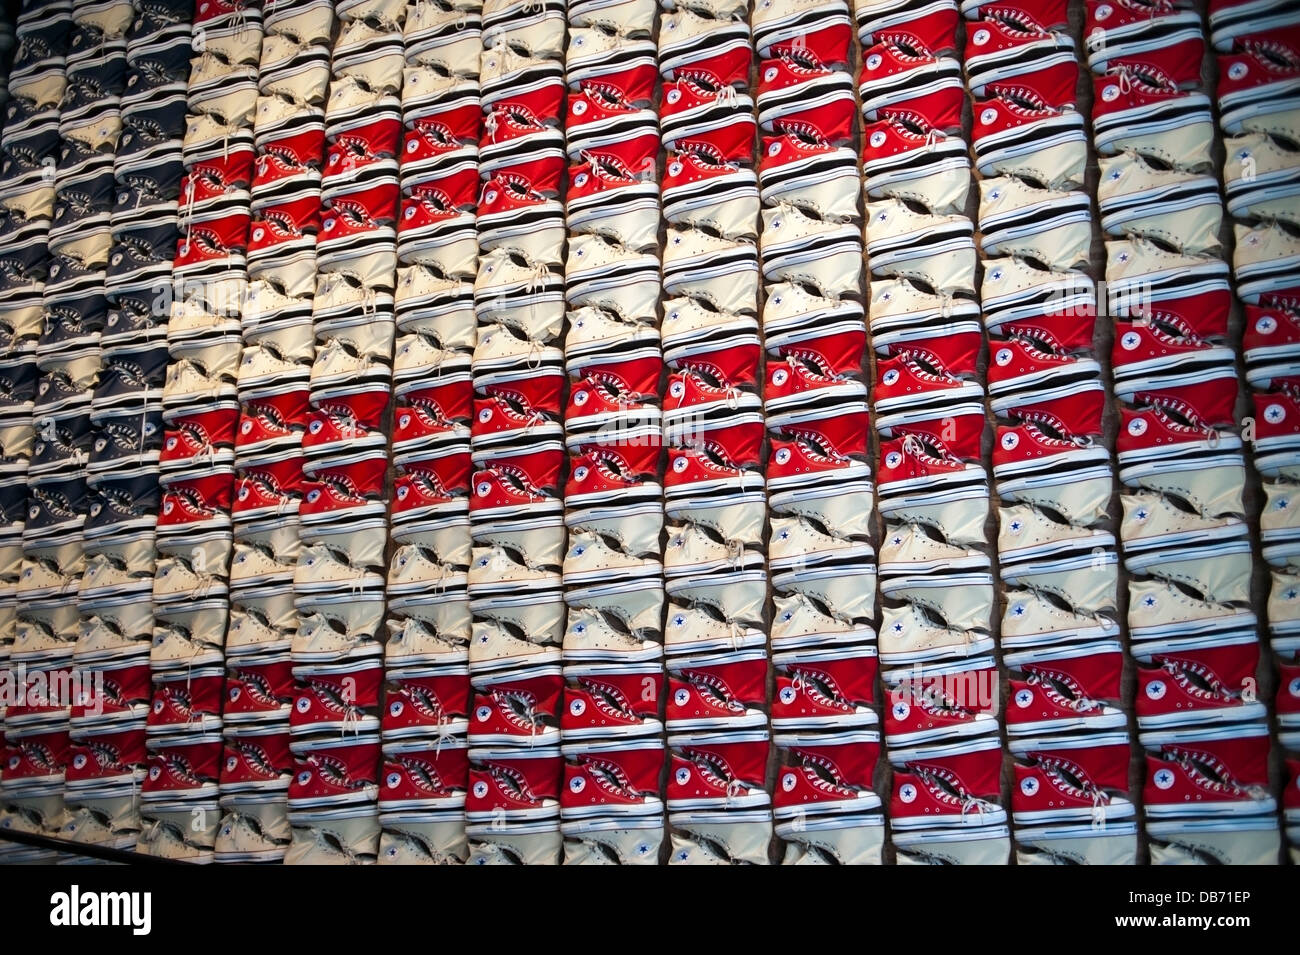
[
  {"left": 657, "top": 8, "right": 753, "bottom": 85},
  {"left": 772, "top": 730, "right": 882, "bottom": 820},
  {"left": 971, "top": 91, "right": 1086, "bottom": 185},
  {"left": 1133, "top": 633, "right": 1265, "bottom": 728},
  {"left": 858, "top": 36, "right": 964, "bottom": 130},
  {"left": 773, "top": 644, "right": 878, "bottom": 728},
  {"left": 661, "top": 70, "right": 758, "bottom": 160},
  {"left": 666, "top": 730, "right": 769, "bottom": 811},
  {"left": 662, "top": 146, "right": 759, "bottom": 239},
  {"left": 1142, "top": 723, "right": 1275, "bottom": 819},
  {"left": 889, "top": 735, "right": 1005, "bottom": 828},
  {"left": 1097, "top": 152, "right": 1223, "bottom": 254}
]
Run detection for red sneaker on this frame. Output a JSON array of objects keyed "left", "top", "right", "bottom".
[
  {"left": 1011, "top": 734, "right": 1132, "bottom": 823},
  {"left": 303, "top": 389, "right": 390, "bottom": 456},
  {"left": 768, "top": 433, "right": 871, "bottom": 491},
  {"left": 72, "top": 660, "right": 150, "bottom": 723},
  {"left": 886, "top": 673, "right": 998, "bottom": 746},
  {"left": 66, "top": 725, "right": 146, "bottom": 788},
  {"left": 773, "top": 647, "right": 878, "bottom": 729},
  {"left": 878, "top": 405, "right": 982, "bottom": 462},
  {"left": 160, "top": 400, "right": 239, "bottom": 470},
  {"left": 1117, "top": 402, "right": 1240, "bottom": 465},
  {"left": 392, "top": 394, "right": 473, "bottom": 455},
  {"left": 565, "top": 446, "right": 663, "bottom": 509},
  {"left": 220, "top": 728, "right": 292, "bottom": 792},
  {"left": 158, "top": 471, "right": 234, "bottom": 531},
  {"left": 966, "top": 13, "right": 1079, "bottom": 107},
  {"left": 890, "top": 736, "right": 1005, "bottom": 828},
  {"left": 224, "top": 656, "right": 294, "bottom": 724},
  {"left": 469, "top": 466, "right": 560, "bottom": 519},
  {"left": 774, "top": 731, "right": 882, "bottom": 819},
  {"left": 562, "top": 741, "right": 664, "bottom": 817},
  {"left": 299, "top": 470, "right": 388, "bottom": 528},
  {"left": 379, "top": 742, "right": 469, "bottom": 810},
  {"left": 859, "top": 36, "right": 964, "bottom": 130},
  {"left": 469, "top": 668, "right": 563, "bottom": 745},
  {"left": 291, "top": 661, "right": 382, "bottom": 735},
  {"left": 148, "top": 670, "right": 224, "bottom": 734},
  {"left": 997, "top": 314, "right": 1097, "bottom": 354},
  {"left": 1136, "top": 636, "right": 1265, "bottom": 728},
  {"left": 288, "top": 735, "right": 381, "bottom": 808},
  {"left": 142, "top": 735, "right": 222, "bottom": 799},
  {"left": 233, "top": 451, "right": 307, "bottom": 522},
  {"left": 667, "top": 649, "right": 768, "bottom": 730},
  {"left": 1143, "top": 725, "right": 1273, "bottom": 818},
  {"left": 875, "top": 352, "right": 984, "bottom": 416},
  {"left": 322, "top": 131, "right": 400, "bottom": 199},
  {"left": 562, "top": 664, "right": 665, "bottom": 738},
  {"left": 1112, "top": 319, "right": 1236, "bottom": 384},
  {"left": 1088, "top": 0, "right": 1205, "bottom": 85},
  {"left": 382, "top": 668, "right": 470, "bottom": 739},
  {"left": 566, "top": 82, "right": 659, "bottom": 169},
  {"left": 466, "top": 748, "right": 562, "bottom": 820},
  {"left": 759, "top": 52, "right": 857, "bottom": 143},
  {"left": 988, "top": 336, "right": 1100, "bottom": 395},
  {"left": 1006, "top": 643, "right": 1126, "bottom": 735},
  {"left": 875, "top": 323, "right": 983, "bottom": 377},
  {"left": 236, "top": 387, "right": 310, "bottom": 456},
  {"left": 662, "top": 70, "right": 759, "bottom": 160},
  {"left": 667, "top": 731, "right": 770, "bottom": 810}
]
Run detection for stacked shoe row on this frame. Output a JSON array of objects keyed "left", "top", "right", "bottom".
[
  {"left": 1216, "top": 18, "right": 1300, "bottom": 864},
  {"left": 967, "top": 0, "right": 1135, "bottom": 864},
  {"left": 137, "top": 0, "right": 267, "bottom": 863},
  {"left": 554, "top": 0, "right": 666, "bottom": 865},
  {"left": 371, "top": 0, "right": 486, "bottom": 867},
  {"left": 0, "top": 0, "right": 82, "bottom": 861},
  {"left": 458, "top": 0, "right": 569, "bottom": 866},
  {"left": 753, "top": 0, "right": 884, "bottom": 866},
  {"left": 653, "top": 0, "right": 773, "bottom": 867},
  {"left": 1085, "top": 0, "right": 1280, "bottom": 865},
  {"left": 206, "top": 0, "right": 338, "bottom": 866},
  {"left": 274, "top": 0, "right": 408, "bottom": 866},
  {"left": 858, "top": 0, "right": 1006, "bottom": 865}
]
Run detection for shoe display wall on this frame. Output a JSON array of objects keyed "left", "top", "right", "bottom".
[{"left": 1, "top": 0, "right": 1298, "bottom": 867}]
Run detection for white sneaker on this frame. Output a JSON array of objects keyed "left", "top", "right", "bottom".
[
  {"left": 1000, "top": 589, "right": 1120, "bottom": 649},
  {"left": 977, "top": 174, "right": 1092, "bottom": 269},
  {"left": 878, "top": 601, "right": 994, "bottom": 665},
  {"left": 761, "top": 202, "right": 864, "bottom": 297},
  {"left": 1097, "top": 152, "right": 1223, "bottom": 254},
  {"left": 878, "top": 522, "right": 989, "bottom": 576},
  {"left": 1235, "top": 219, "right": 1300, "bottom": 304},
  {"left": 662, "top": 227, "right": 759, "bottom": 315}
]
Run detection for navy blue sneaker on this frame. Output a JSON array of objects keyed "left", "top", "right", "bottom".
[
  {"left": 88, "top": 406, "right": 163, "bottom": 473},
  {"left": 34, "top": 369, "right": 94, "bottom": 416},
  {"left": 44, "top": 252, "right": 105, "bottom": 301},
  {"left": 85, "top": 468, "right": 161, "bottom": 537},
  {"left": 1, "top": 143, "right": 54, "bottom": 194},
  {"left": 0, "top": 212, "right": 52, "bottom": 275},
  {"left": 115, "top": 104, "right": 185, "bottom": 172},
  {"left": 121, "top": 58, "right": 188, "bottom": 113},
  {"left": 28, "top": 410, "right": 92, "bottom": 477},
  {"left": 93, "top": 342, "right": 168, "bottom": 412},
  {"left": 126, "top": 2, "right": 192, "bottom": 57},
  {"left": 50, "top": 185, "right": 113, "bottom": 241},
  {"left": 2, "top": 97, "right": 60, "bottom": 158},
  {"left": 0, "top": 356, "right": 39, "bottom": 413},
  {"left": 26, "top": 474, "right": 89, "bottom": 534},
  {"left": 106, "top": 223, "right": 178, "bottom": 286},
  {"left": 55, "top": 134, "right": 115, "bottom": 180},
  {"left": 0, "top": 475, "right": 28, "bottom": 525},
  {"left": 101, "top": 294, "right": 168, "bottom": 345},
  {"left": 40, "top": 297, "right": 107, "bottom": 352}
]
